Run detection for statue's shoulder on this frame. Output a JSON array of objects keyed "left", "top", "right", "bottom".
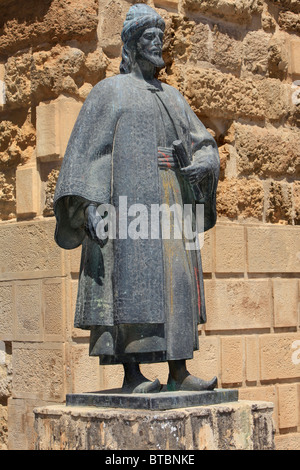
[
  {"left": 91, "top": 74, "right": 129, "bottom": 96},
  {"left": 161, "top": 81, "right": 185, "bottom": 101}
]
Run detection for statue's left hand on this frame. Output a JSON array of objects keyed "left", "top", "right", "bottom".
[
  {"left": 84, "top": 204, "right": 107, "bottom": 247},
  {"left": 180, "top": 162, "right": 211, "bottom": 186}
]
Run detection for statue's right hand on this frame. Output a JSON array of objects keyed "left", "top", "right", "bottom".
[{"left": 84, "top": 204, "right": 106, "bottom": 247}]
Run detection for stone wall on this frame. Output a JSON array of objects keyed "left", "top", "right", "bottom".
[{"left": 0, "top": 0, "right": 299, "bottom": 450}]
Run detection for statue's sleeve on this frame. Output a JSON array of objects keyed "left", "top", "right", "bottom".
[
  {"left": 53, "top": 79, "right": 119, "bottom": 249},
  {"left": 184, "top": 98, "right": 220, "bottom": 231}
]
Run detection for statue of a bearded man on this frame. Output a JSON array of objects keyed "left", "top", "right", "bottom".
[{"left": 54, "top": 4, "right": 220, "bottom": 393}]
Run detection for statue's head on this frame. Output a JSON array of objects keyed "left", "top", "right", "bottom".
[{"left": 120, "top": 4, "right": 165, "bottom": 74}]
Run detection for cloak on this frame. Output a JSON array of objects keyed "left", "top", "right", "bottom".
[{"left": 53, "top": 73, "right": 220, "bottom": 363}]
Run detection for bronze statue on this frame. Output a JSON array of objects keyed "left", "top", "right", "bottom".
[{"left": 54, "top": 4, "right": 220, "bottom": 393}]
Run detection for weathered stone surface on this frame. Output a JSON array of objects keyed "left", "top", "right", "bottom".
[
  {"left": 269, "top": 0, "right": 300, "bottom": 13},
  {"left": 275, "top": 432, "right": 300, "bottom": 450},
  {"left": 265, "top": 181, "right": 293, "bottom": 224},
  {"left": 0, "top": 284, "right": 13, "bottom": 339},
  {"left": 0, "top": 170, "right": 15, "bottom": 220},
  {"left": 184, "top": 68, "right": 289, "bottom": 121},
  {"left": 36, "top": 96, "right": 82, "bottom": 159},
  {"left": 273, "top": 279, "right": 299, "bottom": 328},
  {"left": 204, "top": 279, "right": 272, "bottom": 331},
  {"left": 44, "top": 168, "right": 60, "bottom": 216},
  {"left": 234, "top": 123, "right": 300, "bottom": 178},
  {"left": 278, "top": 10, "right": 300, "bottom": 33},
  {"left": 260, "top": 333, "right": 300, "bottom": 381},
  {"left": 16, "top": 166, "right": 39, "bottom": 217},
  {"left": 0, "top": 114, "right": 35, "bottom": 166},
  {"left": 5, "top": 45, "right": 107, "bottom": 108},
  {"left": 0, "top": 219, "right": 63, "bottom": 279},
  {"left": 211, "top": 24, "right": 243, "bottom": 73},
  {"left": 268, "top": 33, "right": 289, "bottom": 79},
  {"left": 0, "top": 111, "right": 36, "bottom": 220},
  {"left": 34, "top": 400, "right": 275, "bottom": 450},
  {"left": 247, "top": 225, "right": 300, "bottom": 272},
  {"left": 242, "top": 30, "right": 271, "bottom": 75},
  {"left": 277, "top": 384, "right": 299, "bottom": 429},
  {"left": 216, "top": 177, "right": 264, "bottom": 220},
  {"left": 181, "top": 0, "right": 263, "bottom": 23},
  {"left": 0, "top": 0, "right": 99, "bottom": 55},
  {"left": 12, "top": 343, "right": 65, "bottom": 401},
  {"left": 0, "top": 402, "right": 8, "bottom": 450}
]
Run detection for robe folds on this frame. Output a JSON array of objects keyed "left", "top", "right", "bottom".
[{"left": 53, "top": 73, "right": 220, "bottom": 364}]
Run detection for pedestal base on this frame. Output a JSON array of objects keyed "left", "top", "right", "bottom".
[
  {"left": 66, "top": 388, "right": 238, "bottom": 410},
  {"left": 34, "top": 398, "right": 275, "bottom": 450}
]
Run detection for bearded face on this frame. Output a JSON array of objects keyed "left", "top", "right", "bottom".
[{"left": 135, "top": 27, "right": 165, "bottom": 69}]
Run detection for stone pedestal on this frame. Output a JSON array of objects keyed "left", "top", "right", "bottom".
[{"left": 34, "top": 398, "right": 275, "bottom": 450}]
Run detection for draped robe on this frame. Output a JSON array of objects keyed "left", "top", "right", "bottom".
[{"left": 53, "top": 73, "right": 220, "bottom": 364}]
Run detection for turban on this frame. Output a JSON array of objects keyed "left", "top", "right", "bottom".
[{"left": 121, "top": 4, "right": 165, "bottom": 43}]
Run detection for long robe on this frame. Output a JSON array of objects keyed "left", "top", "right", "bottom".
[{"left": 53, "top": 73, "right": 220, "bottom": 364}]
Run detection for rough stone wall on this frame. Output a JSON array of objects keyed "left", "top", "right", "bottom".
[{"left": 0, "top": 0, "right": 299, "bottom": 450}]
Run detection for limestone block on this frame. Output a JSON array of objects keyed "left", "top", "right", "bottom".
[
  {"left": 12, "top": 342, "right": 65, "bottom": 401},
  {"left": 234, "top": 123, "right": 300, "bottom": 178},
  {"left": 210, "top": 24, "right": 243, "bottom": 73},
  {"left": 15, "top": 280, "right": 43, "bottom": 342},
  {"left": 245, "top": 336, "right": 259, "bottom": 383},
  {"left": 221, "top": 336, "right": 244, "bottom": 385},
  {"left": 68, "top": 343, "right": 101, "bottom": 394},
  {"left": 43, "top": 278, "right": 65, "bottom": 341},
  {"left": 273, "top": 279, "right": 299, "bottom": 328},
  {"left": 0, "top": 0, "right": 99, "bottom": 55},
  {"left": 0, "top": 114, "right": 36, "bottom": 168},
  {"left": 278, "top": 10, "right": 300, "bottom": 34},
  {"left": 238, "top": 385, "right": 277, "bottom": 405},
  {"left": 290, "top": 38, "right": 300, "bottom": 76},
  {"left": 216, "top": 178, "right": 264, "bottom": 221},
  {"left": 34, "top": 400, "right": 275, "bottom": 450},
  {"left": 188, "top": 22, "right": 211, "bottom": 65},
  {"left": 31, "top": 46, "right": 107, "bottom": 103},
  {"left": 16, "top": 165, "right": 39, "bottom": 216},
  {"left": 260, "top": 333, "right": 300, "bottom": 381},
  {"left": 215, "top": 224, "right": 245, "bottom": 273},
  {"left": 265, "top": 181, "right": 293, "bottom": 224},
  {"left": 97, "top": 0, "right": 128, "bottom": 57},
  {"left": 275, "top": 432, "right": 300, "bottom": 451},
  {"left": 8, "top": 397, "right": 51, "bottom": 451},
  {"left": 185, "top": 69, "right": 290, "bottom": 122},
  {"left": 181, "top": 0, "right": 263, "bottom": 23},
  {"left": 268, "top": 33, "right": 289, "bottom": 79},
  {"left": 0, "top": 282, "right": 14, "bottom": 340},
  {"left": 277, "top": 384, "right": 299, "bottom": 430},
  {"left": 0, "top": 219, "right": 64, "bottom": 280},
  {"left": 242, "top": 30, "right": 270, "bottom": 75},
  {"left": 247, "top": 226, "right": 300, "bottom": 273},
  {"left": 36, "top": 96, "right": 82, "bottom": 160},
  {"left": 204, "top": 279, "right": 271, "bottom": 331},
  {"left": 4, "top": 51, "right": 32, "bottom": 109}
]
